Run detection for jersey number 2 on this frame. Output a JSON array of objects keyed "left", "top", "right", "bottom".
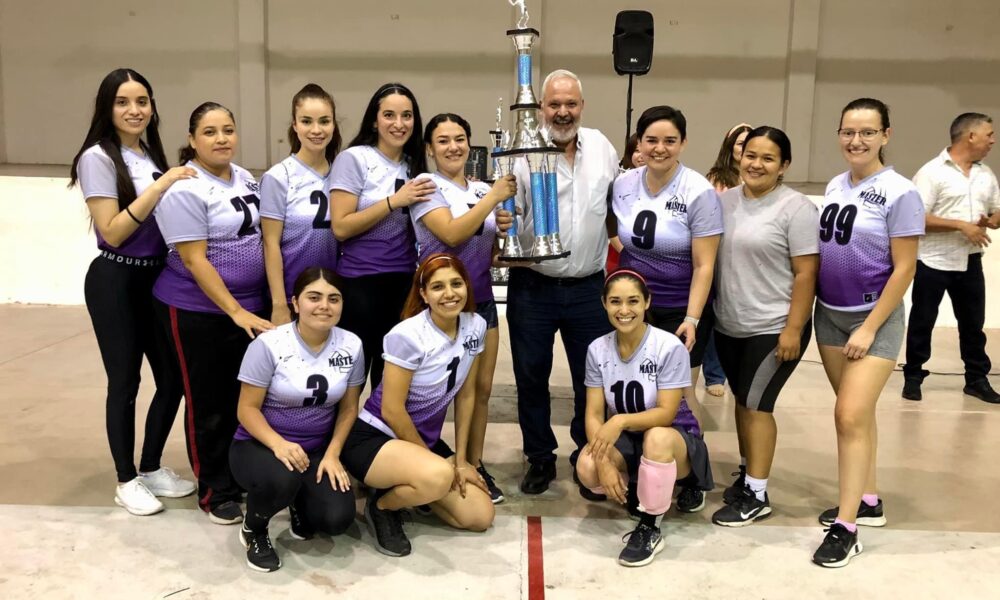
[
  {"left": 311, "top": 190, "right": 331, "bottom": 229},
  {"left": 819, "top": 203, "right": 858, "bottom": 245},
  {"left": 303, "top": 374, "right": 329, "bottom": 407},
  {"left": 610, "top": 380, "right": 644, "bottom": 414},
  {"left": 230, "top": 194, "right": 260, "bottom": 237}
]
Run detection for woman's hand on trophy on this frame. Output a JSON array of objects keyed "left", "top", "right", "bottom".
[{"left": 487, "top": 174, "right": 517, "bottom": 207}]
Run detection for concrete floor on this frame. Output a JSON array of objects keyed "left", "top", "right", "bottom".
[{"left": 2, "top": 304, "right": 999, "bottom": 599}]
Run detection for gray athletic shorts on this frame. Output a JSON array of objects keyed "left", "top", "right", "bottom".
[{"left": 813, "top": 302, "right": 905, "bottom": 361}]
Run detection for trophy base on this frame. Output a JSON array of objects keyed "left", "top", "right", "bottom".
[{"left": 501, "top": 250, "right": 571, "bottom": 264}]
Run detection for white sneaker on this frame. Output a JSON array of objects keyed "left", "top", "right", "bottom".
[
  {"left": 138, "top": 467, "right": 197, "bottom": 498},
  {"left": 115, "top": 479, "right": 165, "bottom": 516}
]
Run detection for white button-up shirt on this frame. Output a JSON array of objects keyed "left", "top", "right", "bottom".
[
  {"left": 512, "top": 127, "right": 619, "bottom": 278},
  {"left": 913, "top": 148, "right": 1000, "bottom": 271}
]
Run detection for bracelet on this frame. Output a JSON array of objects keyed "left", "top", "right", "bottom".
[
  {"left": 125, "top": 206, "right": 143, "bottom": 225},
  {"left": 385, "top": 196, "right": 392, "bottom": 211},
  {"left": 683, "top": 315, "right": 700, "bottom": 327}
]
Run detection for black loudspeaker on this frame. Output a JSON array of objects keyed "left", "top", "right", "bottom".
[
  {"left": 465, "top": 146, "right": 489, "bottom": 181},
  {"left": 613, "top": 10, "right": 654, "bottom": 75}
]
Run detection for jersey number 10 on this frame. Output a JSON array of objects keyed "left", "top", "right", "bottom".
[{"left": 610, "top": 380, "right": 645, "bottom": 414}]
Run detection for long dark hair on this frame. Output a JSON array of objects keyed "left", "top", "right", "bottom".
[
  {"left": 178, "top": 102, "right": 235, "bottom": 165},
  {"left": 840, "top": 97, "right": 890, "bottom": 164},
  {"left": 707, "top": 124, "right": 753, "bottom": 190},
  {"left": 287, "top": 83, "right": 341, "bottom": 164},
  {"left": 69, "top": 68, "right": 169, "bottom": 210},
  {"left": 347, "top": 83, "right": 427, "bottom": 177}
]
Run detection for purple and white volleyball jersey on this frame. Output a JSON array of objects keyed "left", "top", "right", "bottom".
[
  {"left": 152, "top": 162, "right": 267, "bottom": 313},
  {"left": 359, "top": 310, "right": 487, "bottom": 446},
  {"left": 410, "top": 172, "right": 496, "bottom": 303},
  {"left": 584, "top": 325, "right": 700, "bottom": 436},
  {"left": 612, "top": 165, "right": 724, "bottom": 308},
  {"left": 234, "top": 323, "right": 365, "bottom": 452},
  {"left": 329, "top": 145, "right": 416, "bottom": 276},
  {"left": 77, "top": 143, "right": 167, "bottom": 258},
  {"left": 259, "top": 155, "right": 338, "bottom": 300},
  {"left": 817, "top": 167, "right": 925, "bottom": 311}
]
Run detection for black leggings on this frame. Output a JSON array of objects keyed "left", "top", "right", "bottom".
[
  {"left": 84, "top": 256, "right": 183, "bottom": 483},
  {"left": 713, "top": 324, "right": 811, "bottom": 413},
  {"left": 155, "top": 301, "right": 257, "bottom": 511},
  {"left": 338, "top": 271, "right": 413, "bottom": 390},
  {"left": 230, "top": 438, "right": 356, "bottom": 534}
]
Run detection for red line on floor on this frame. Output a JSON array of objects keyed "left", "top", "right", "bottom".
[{"left": 527, "top": 516, "right": 545, "bottom": 600}]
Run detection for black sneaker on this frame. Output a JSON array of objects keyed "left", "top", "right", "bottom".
[
  {"left": 477, "top": 462, "right": 505, "bottom": 504},
  {"left": 964, "top": 381, "right": 1000, "bottom": 404},
  {"left": 239, "top": 526, "right": 281, "bottom": 572},
  {"left": 208, "top": 500, "right": 244, "bottom": 525},
  {"left": 722, "top": 466, "right": 746, "bottom": 505},
  {"left": 520, "top": 461, "right": 556, "bottom": 495},
  {"left": 676, "top": 486, "right": 706, "bottom": 513},
  {"left": 812, "top": 523, "right": 863, "bottom": 568},
  {"left": 901, "top": 379, "right": 922, "bottom": 401},
  {"left": 711, "top": 486, "right": 771, "bottom": 527},
  {"left": 818, "top": 499, "right": 886, "bottom": 527},
  {"left": 288, "top": 504, "right": 315, "bottom": 540},
  {"left": 617, "top": 523, "right": 664, "bottom": 567},
  {"left": 364, "top": 493, "right": 411, "bottom": 557}
]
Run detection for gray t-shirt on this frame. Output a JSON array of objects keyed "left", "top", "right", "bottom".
[{"left": 714, "top": 184, "right": 819, "bottom": 337}]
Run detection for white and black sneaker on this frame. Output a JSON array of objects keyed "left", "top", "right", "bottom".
[
  {"left": 818, "top": 500, "right": 886, "bottom": 527},
  {"left": 239, "top": 526, "right": 281, "bottom": 572},
  {"left": 812, "top": 523, "right": 863, "bottom": 568},
  {"left": 209, "top": 500, "right": 244, "bottom": 525},
  {"left": 288, "top": 504, "right": 315, "bottom": 540},
  {"left": 711, "top": 486, "right": 771, "bottom": 527},
  {"left": 365, "top": 493, "right": 411, "bottom": 557},
  {"left": 676, "top": 486, "right": 706, "bottom": 513},
  {"left": 618, "top": 523, "right": 665, "bottom": 567},
  {"left": 477, "top": 462, "right": 505, "bottom": 504},
  {"left": 722, "top": 466, "right": 746, "bottom": 505}
]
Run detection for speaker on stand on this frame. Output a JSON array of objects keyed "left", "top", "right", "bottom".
[{"left": 612, "top": 10, "right": 654, "bottom": 144}]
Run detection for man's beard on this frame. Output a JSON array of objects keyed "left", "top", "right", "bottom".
[{"left": 544, "top": 118, "right": 581, "bottom": 144}]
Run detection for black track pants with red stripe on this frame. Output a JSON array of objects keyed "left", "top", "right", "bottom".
[{"left": 154, "top": 300, "right": 254, "bottom": 511}]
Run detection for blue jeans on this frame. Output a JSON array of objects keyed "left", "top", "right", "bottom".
[
  {"left": 507, "top": 269, "right": 612, "bottom": 465},
  {"left": 702, "top": 334, "right": 726, "bottom": 386}
]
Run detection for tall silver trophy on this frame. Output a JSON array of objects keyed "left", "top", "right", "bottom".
[{"left": 493, "top": 0, "right": 569, "bottom": 262}]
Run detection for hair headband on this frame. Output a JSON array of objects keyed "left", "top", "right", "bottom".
[
  {"left": 727, "top": 122, "right": 753, "bottom": 137},
  {"left": 605, "top": 269, "right": 647, "bottom": 286},
  {"left": 419, "top": 255, "right": 454, "bottom": 286}
]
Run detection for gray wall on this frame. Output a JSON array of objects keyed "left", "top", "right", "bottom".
[{"left": 1, "top": 0, "right": 998, "bottom": 181}]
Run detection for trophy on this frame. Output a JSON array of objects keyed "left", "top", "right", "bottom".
[{"left": 493, "top": 0, "right": 569, "bottom": 262}]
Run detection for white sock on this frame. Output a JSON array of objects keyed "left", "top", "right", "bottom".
[{"left": 745, "top": 474, "right": 767, "bottom": 502}]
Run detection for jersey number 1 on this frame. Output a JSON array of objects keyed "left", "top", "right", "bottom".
[
  {"left": 445, "top": 356, "right": 460, "bottom": 393},
  {"left": 610, "top": 380, "right": 644, "bottom": 414}
]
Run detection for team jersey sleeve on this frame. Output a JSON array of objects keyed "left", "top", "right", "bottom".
[
  {"left": 409, "top": 178, "right": 450, "bottom": 223},
  {"left": 470, "top": 315, "right": 487, "bottom": 357},
  {"left": 328, "top": 149, "right": 365, "bottom": 195},
  {"left": 237, "top": 336, "right": 277, "bottom": 387},
  {"left": 77, "top": 149, "right": 119, "bottom": 200},
  {"left": 912, "top": 165, "right": 939, "bottom": 214},
  {"left": 155, "top": 187, "right": 209, "bottom": 244},
  {"left": 584, "top": 343, "right": 603, "bottom": 388},
  {"left": 348, "top": 346, "right": 367, "bottom": 387},
  {"left": 688, "top": 188, "right": 725, "bottom": 237},
  {"left": 787, "top": 199, "right": 820, "bottom": 257},
  {"left": 382, "top": 328, "right": 424, "bottom": 371},
  {"left": 656, "top": 342, "right": 691, "bottom": 390},
  {"left": 258, "top": 170, "right": 288, "bottom": 221},
  {"left": 887, "top": 189, "right": 926, "bottom": 237}
]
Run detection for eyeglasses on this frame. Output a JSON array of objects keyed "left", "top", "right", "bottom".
[{"left": 838, "top": 128, "right": 884, "bottom": 140}]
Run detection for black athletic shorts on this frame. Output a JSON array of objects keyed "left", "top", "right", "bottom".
[{"left": 713, "top": 323, "right": 811, "bottom": 413}]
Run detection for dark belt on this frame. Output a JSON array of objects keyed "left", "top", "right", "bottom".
[
  {"left": 515, "top": 268, "right": 602, "bottom": 287},
  {"left": 99, "top": 249, "right": 165, "bottom": 268}
]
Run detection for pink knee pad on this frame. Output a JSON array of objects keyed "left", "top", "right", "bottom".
[{"left": 637, "top": 456, "right": 677, "bottom": 515}]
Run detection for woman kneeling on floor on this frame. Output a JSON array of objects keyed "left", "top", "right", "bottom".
[
  {"left": 229, "top": 267, "right": 364, "bottom": 572},
  {"left": 341, "top": 253, "right": 494, "bottom": 557},
  {"left": 576, "top": 269, "right": 714, "bottom": 567}
]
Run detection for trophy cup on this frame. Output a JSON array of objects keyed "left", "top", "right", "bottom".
[{"left": 493, "top": 0, "right": 569, "bottom": 262}]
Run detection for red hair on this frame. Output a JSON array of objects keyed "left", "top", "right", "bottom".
[{"left": 401, "top": 253, "right": 477, "bottom": 319}]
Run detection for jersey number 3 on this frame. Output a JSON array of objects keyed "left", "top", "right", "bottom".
[
  {"left": 610, "top": 380, "right": 645, "bottom": 414},
  {"left": 303, "top": 374, "right": 329, "bottom": 407}
]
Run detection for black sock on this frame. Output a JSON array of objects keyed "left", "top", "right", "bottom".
[{"left": 638, "top": 511, "right": 660, "bottom": 529}]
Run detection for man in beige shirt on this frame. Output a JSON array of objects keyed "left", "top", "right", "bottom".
[{"left": 903, "top": 113, "right": 999, "bottom": 403}]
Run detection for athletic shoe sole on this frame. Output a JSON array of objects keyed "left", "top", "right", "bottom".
[
  {"left": 618, "top": 536, "right": 665, "bottom": 568},
  {"left": 712, "top": 506, "right": 773, "bottom": 527},
  {"left": 141, "top": 484, "right": 196, "bottom": 499},
  {"left": 239, "top": 529, "right": 281, "bottom": 573},
  {"left": 365, "top": 502, "right": 408, "bottom": 557},
  {"left": 813, "top": 541, "right": 863, "bottom": 568},
  {"left": 208, "top": 512, "right": 244, "bottom": 525},
  {"left": 676, "top": 494, "right": 706, "bottom": 513},
  {"left": 114, "top": 495, "right": 163, "bottom": 516},
  {"left": 818, "top": 514, "right": 887, "bottom": 528},
  {"left": 491, "top": 493, "right": 505, "bottom": 505}
]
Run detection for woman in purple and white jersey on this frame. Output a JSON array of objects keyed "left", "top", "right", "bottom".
[
  {"left": 576, "top": 269, "right": 713, "bottom": 568},
  {"left": 152, "top": 102, "right": 274, "bottom": 525},
  {"left": 811, "top": 98, "right": 924, "bottom": 568},
  {"left": 340, "top": 254, "right": 493, "bottom": 557},
  {"left": 229, "top": 268, "right": 364, "bottom": 572},
  {"left": 411, "top": 113, "right": 518, "bottom": 504},
  {"left": 330, "top": 83, "right": 434, "bottom": 391},
  {"left": 261, "top": 84, "right": 341, "bottom": 325},
  {"left": 609, "top": 105, "right": 723, "bottom": 432},
  {"left": 70, "top": 68, "right": 196, "bottom": 516}
]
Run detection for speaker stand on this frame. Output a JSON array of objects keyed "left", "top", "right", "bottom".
[{"left": 625, "top": 73, "right": 634, "bottom": 143}]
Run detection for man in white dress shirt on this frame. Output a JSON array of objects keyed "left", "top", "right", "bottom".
[
  {"left": 507, "top": 70, "right": 620, "bottom": 494},
  {"left": 903, "top": 113, "right": 999, "bottom": 403}
]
